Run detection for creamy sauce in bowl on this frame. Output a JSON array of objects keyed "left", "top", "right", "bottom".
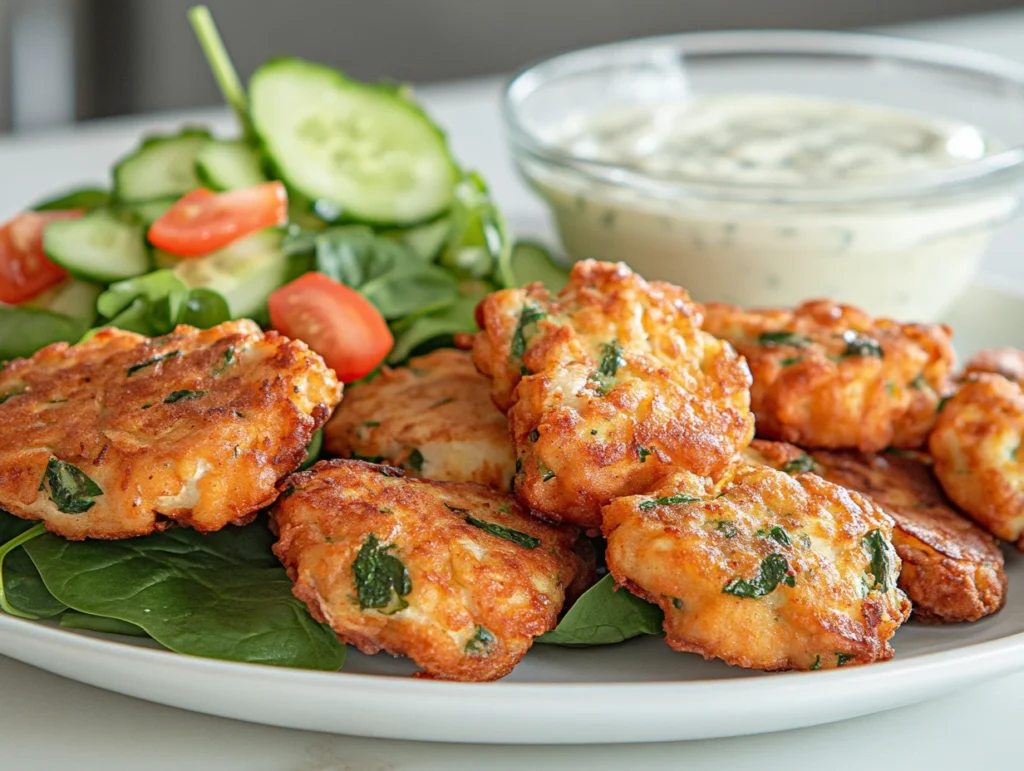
[{"left": 522, "top": 93, "right": 1019, "bottom": 320}]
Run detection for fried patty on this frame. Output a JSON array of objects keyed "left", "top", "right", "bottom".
[
  {"left": 702, "top": 299, "right": 954, "bottom": 452},
  {"left": 746, "top": 440, "right": 1006, "bottom": 624},
  {"left": 602, "top": 463, "right": 911, "bottom": 671},
  {"left": 929, "top": 373, "right": 1024, "bottom": 549},
  {"left": 963, "top": 347, "right": 1024, "bottom": 386},
  {"left": 0, "top": 320, "right": 340, "bottom": 539},
  {"left": 323, "top": 349, "right": 515, "bottom": 491},
  {"left": 271, "top": 459, "right": 582, "bottom": 681},
  {"left": 472, "top": 260, "right": 754, "bottom": 529}
]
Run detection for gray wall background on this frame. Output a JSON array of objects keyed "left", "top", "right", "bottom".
[{"left": 52, "top": 0, "right": 1024, "bottom": 121}]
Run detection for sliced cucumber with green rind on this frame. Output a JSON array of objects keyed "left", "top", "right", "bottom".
[
  {"left": 249, "top": 58, "right": 457, "bottom": 226},
  {"left": 21, "top": 278, "right": 102, "bottom": 325},
  {"left": 130, "top": 197, "right": 177, "bottom": 226},
  {"left": 113, "top": 128, "right": 211, "bottom": 203},
  {"left": 172, "top": 229, "right": 293, "bottom": 319},
  {"left": 43, "top": 211, "right": 150, "bottom": 283},
  {"left": 195, "top": 139, "right": 267, "bottom": 190},
  {"left": 508, "top": 241, "right": 570, "bottom": 292}
]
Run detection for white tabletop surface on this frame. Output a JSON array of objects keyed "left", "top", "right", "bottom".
[{"left": 3, "top": 8, "right": 1024, "bottom": 770}]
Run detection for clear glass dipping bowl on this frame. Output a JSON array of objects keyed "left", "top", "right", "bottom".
[{"left": 504, "top": 30, "right": 1024, "bottom": 320}]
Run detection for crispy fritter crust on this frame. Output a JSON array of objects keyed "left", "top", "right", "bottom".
[
  {"left": 746, "top": 440, "right": 1006, "bottom": 624},
  {"left": 702, "top": 299, "right": 954, "bottom": 451},
  {"left": 270, "top": 459, "right": 581, "bottom": 681},
  {"left": 963, "top": 347, "right": 1024, "bottom": 386},
  {"left": 472, "top": 260, "right": 754, "bottom": 528},
  {"left": 323, "top": 349, "right": 515, "bottom": 491},
  {"left": 0, "top": 320, "right": 340, "bottom": 539},
  {"left": 602, "top": 464, "right": 911, "bottom": 671},
  {"left": 929, "top": 373, "right": 1024, "bottom": 549}
]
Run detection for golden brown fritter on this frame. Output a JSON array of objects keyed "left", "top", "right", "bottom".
[
  {"left": 0, "top": 320, "right": 340, "bottom": 539},
  {"left": 271, "top": 459, "right": 582, "bottom": 681},
  {"left": 929, "top": 373, "right": 1024, "bottom": 549},
  {"left": 702, "top": 299, "right": 954, "bottom": 452},
  {"left": 472, "top": 260, "right": 754, "bottom": 529},
  {"left": 323, "top": 349, "right": 515, "bottom": 491},
  {"left": 602, "top": 463, "right": 911, "bottom": 671},
  {"left": 963, "top": 347, "right": 1024, "bottom": 386},
  {"left": 745, "top": 440, "right": 1006, "bottom": 624}
]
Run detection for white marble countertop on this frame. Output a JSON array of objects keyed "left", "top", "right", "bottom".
[{"left": 2, "top": 8, "right": 1024, "bottom": 769}]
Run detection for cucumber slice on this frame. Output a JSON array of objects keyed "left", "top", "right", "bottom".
[
  {"left": 130, "top": 197, "right": 176, "bottom": 226},
  {"left": 32, "top": 187, "right": 110, "bottom": 212},
  {"left": 21, "top": 278, "right": 102, "bottom": 325},
  {"left": 173, "top": 229, "right": 293, "bottom": 319},
  {"left": 508, "top": 242, "right": 570, "bottom": 292},
  {"left": 249, "top": 58, "right": 457, "bottom": 226},
  {"left": 43, "top": 211, "right": 150, "bottom": 283},
  {"left": 113, "top": 128, "right": 210, "bottom": 203},
  {"left": 194, "top": 139, "right": 267, "bottom": 190}
]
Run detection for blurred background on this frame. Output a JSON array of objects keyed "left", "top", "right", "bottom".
[{"left": 0, "top": 0, "right": 1019, "bottom": 133}]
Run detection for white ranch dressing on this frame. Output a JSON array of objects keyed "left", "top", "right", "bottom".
[{"left": 527, "top": 94, "right": 1017, "bottom": 319}]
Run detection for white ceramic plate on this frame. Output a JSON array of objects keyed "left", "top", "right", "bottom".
[{"left": 0, "top": 281, "right": 1022, "bottom": 745}]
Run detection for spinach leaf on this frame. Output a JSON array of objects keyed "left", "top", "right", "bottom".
[
  {"left": 32, "top": 187, "right": 111, "bottom": 212},
  {"left": 714, "top": 520, "right": 738, "bottom": 538},
  {"left": 0, "top": 514, "right": 63, "bottom": 618},
  {"left": 352, "top": 533, "right": 411, "bottom": 614},
  {"left": 59, "top": 611, "right": 148, "bottom": 637},
  {"left": 180, "top": 288, "right": 231, "bottom": 328},
  {"left": 19, "top": 517, "right": 344, "bottom": 670},
  {"left": 41, "top": 458, "right": 103, "bottom": 514},
  {"left": 842, "top": 331, "right": 883, "bottom": 358},
  {"left": 0, "top": 306, "right": 88, "bottom": 362},
  {"left": 536, "top": 574, "right": 663, "bottom": 646},
  {"left": 722, "top": 553, "right": 795, "bottom": 599},
  {"left": 782, "top": 454, "right": 815, "bottom": 474},
  {"left": 863, "top": 529, "right": 894, "bottom": 592},
  {"left": 405, "top": 448, "right": 424, "bottom": 473},
  {"left": 99, "top": 270, "right": 190, "bottom": 322},
  {"left": 592, "top": 339, "right": 625, "bottom": 394},
  {"left": 127, "top": 350, "right": 181, "bottom": 376},
  {"left": 638, "top": 494, "right": 701, "bottom": 511},
  {"left": 297, "top": 226, "right": 460, "bottom": 320},
  {"left": 163, "top": 389, "right": 207, "bottom": 404},
  {"left": 464, "top": 514, "right": 540, "bottom": 549},
  {"left": 510, "top": 301, "right": 546, "bottom": 360},
  {"left": 465, "top": 625, "right": 496, "bottom": 657},
  {"left": 387, "top": 292, "right": 484, "bottom": 364},
  {"left": 758, "top": 331, "right": 812, "bottom": 348}
]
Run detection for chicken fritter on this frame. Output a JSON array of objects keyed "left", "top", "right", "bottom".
[
  {"left": 271, "top": 459, "right": 582, "bottom": 681},
  {"left": 963, "top": 347, "right": 1024, "bottom": 386},
  {"left": 323, "top": 349, "right": 515, "bottom": 491},
  {"left": 930, "top": 373, "right": 1024, "bottom": 549},
  {"left": 602, "top": 463, "right": 911, "bottom": 671},
  {"left": 745, "top": 440, "right": 1006, "bottom": 624},
  {"left": 702, "top": 299, "right": 954, "bottom": 452},
  {"left": 472, "top": 260, "right": 754, "bottom": 529},
  {"left": 0, "top": 320, "right": 340, "bottom": 539}
]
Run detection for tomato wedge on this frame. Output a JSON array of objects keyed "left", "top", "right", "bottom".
[
  {"left": 268, "top": 273, "right": 393, "bottom": 383},
  {"left": 0, "top": 210, "right": 82, "bottom": 304},
  {"left": 148, "top": 181, "right": 287, "bottom": 257}
]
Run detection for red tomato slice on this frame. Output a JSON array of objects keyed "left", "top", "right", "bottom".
[
  {"left": 0, "top": 210, "right": 82, "bottom": 304},
  {"left": 148, "top": 181, "right": 288, "bottom": 257},
  {"left": 268, "top": 273, "right": 393, "bottom": 383}
]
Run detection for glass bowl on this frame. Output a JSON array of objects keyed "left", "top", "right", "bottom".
[{"left": 504, "top": 30, "right": 1024, "bottom": 320}]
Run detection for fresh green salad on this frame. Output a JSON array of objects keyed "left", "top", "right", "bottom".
[{"left": 0, "top": 6, "right": 661, "bottom": 670}]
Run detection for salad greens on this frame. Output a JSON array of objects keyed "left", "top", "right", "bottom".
[
  {"left": 537, "top": 574, "right": 664, "bottom": 646},
  {"left": 0, "top": 510, "right": 344, "bottom": 670},
  {"left": 0, "top": 4, "right": 578, "bottom": 672}
]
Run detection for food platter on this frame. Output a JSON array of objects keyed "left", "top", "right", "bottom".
[{"left": 0, "top": 278, "right": 1020, "bottom": 746}]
